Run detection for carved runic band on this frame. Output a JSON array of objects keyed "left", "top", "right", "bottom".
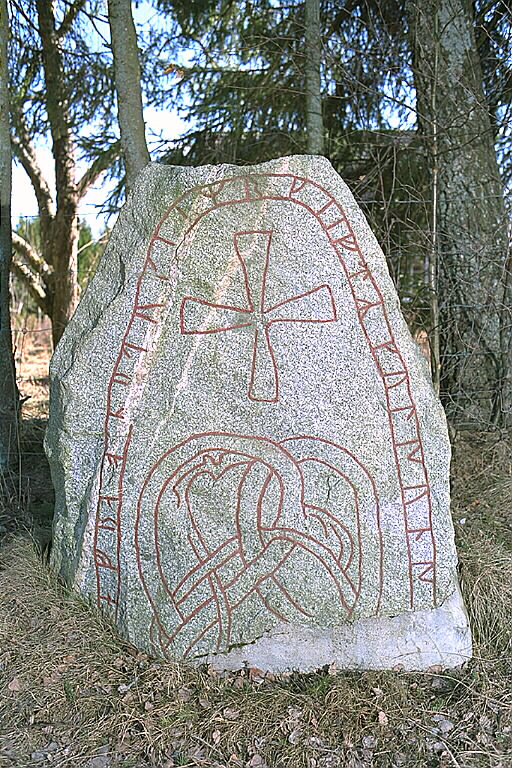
[{"left": 180, "top": 230, "right": 337, "bottom": 402}]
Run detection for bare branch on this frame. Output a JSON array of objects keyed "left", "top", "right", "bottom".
[
  {"left": 57, "top": 0, "right": 86, "bottom": 39},
  {"left": 11, "top": 253, "right": 49, "bottom": 315},
  {"left": 77, "top": 230, "right": 109, "bottom": 256},
  {"left": 10, "top": 116, "right": 54, "bottom": 223},
  {"left": 76, "top": 140, "right": 121, "bottom": 199},
  {"left": 12, "top": 231, "right": 49, "bottom": 275}
]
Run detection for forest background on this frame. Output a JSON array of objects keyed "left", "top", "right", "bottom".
[{"left": 0, "top": 2, "right": 511, "bottom": 767}]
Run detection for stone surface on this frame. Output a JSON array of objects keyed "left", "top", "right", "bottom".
[{"left": 46, "top": 156, "right": 472, "bottom": 670}]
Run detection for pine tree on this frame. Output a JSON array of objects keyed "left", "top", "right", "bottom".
[{"left": 10, "top": 0, "right": 122, "bottom": 345}]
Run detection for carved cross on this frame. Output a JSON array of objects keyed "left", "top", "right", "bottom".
[{"left": 180, "top": 230, "right": 337, "bottom": 402}]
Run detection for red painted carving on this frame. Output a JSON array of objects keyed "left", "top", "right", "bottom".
[
  {"left": 180, "top": 231, "right": 337, "bottom": 402},
  {"left": 135, "top": 433, "right": 381, "bottom": 658},
  {"left": 93, "top": 171, "right": 437, "bottom": 623}
]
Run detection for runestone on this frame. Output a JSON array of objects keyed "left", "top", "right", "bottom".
[{"left": 46, "top": 156, "right": 472, "bottom": 671}]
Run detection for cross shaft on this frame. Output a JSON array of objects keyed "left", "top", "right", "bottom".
[{"left": 180, "top": 231, "right": 337, "bottom": 402}]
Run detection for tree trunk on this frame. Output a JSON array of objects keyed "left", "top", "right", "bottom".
[
  {"left": 36, "top": 0, "right": 80, "bottom": 348},
  {"left": 408, "top": 0, "right": 511, "bottom": 427},
  {"left": 0, "top": 0, "right": 19, "bottom": 472},
  {"left": 305, "top": 0, "right": 324, "bottom": 155},
  {"left": 107, "top": 0, "right": 150, "bottom": 193},
  {"left": 49, "top": 219, "right": 79, "bottom": 348}
]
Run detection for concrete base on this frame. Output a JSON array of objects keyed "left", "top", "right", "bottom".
[{"left": 201, "top": 586, "right": 472, "bottom": 673}]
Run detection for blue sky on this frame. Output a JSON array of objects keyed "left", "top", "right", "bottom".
[{"left": 12, "top": 1, "right": 191, "bottom": 237}]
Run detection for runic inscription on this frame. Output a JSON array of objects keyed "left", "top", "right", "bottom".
[
  {"left": 180, "top": 230, "right": 337, "bottom": 402},
  {"left": 88, "top": 169, "right": 441, "bottom": 629},
  {"left": 47, "top": 155, "right": 473, "bottom": 673}
]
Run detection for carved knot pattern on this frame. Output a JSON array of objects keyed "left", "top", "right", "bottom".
[{"left": 135, "top": 433, "right": 381, "bottom": 659}]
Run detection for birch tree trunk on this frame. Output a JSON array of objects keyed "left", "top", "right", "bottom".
[
  {"left": 0, "top": 0, "right": 19, "bottom": 471},
  {"left": 408, "top": 0, "right": 511, "bottom": 427},
  {"left": 305, "top": 0, "right": 324, "bottom": 155},
  {"left": 107, "top": 0, "right": 150, "bottom": 192}
]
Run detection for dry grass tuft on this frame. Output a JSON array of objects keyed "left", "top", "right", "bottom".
[
  {"left": 458, "top": 529, "right": 512, "bottom": 656},
  {"left": 451, "top": 431, "right": 512, "bottom": 662}
]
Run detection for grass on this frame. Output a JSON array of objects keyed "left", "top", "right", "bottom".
[
  {"left": 0, "top": 325, "right": 511, "bottom": 768},
  {"left": 1, "top": 529, "right": 511, "bottom": 768}
]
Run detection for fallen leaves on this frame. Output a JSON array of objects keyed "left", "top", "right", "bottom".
[
  {"left": 8, "top": 676, "right": 22, "bottom": 692},
  {"left": 378, "top": 711, "right": 389, "bottom": 726},
  {"left": 432, "top": 714, "right": 455, "bottom": 734},
  {"left": 178, "top": 687, "right": 192, "bottom": 703},
  {"left": 248, "top": 666, "right": 264, "bottom": 681},
  {"left": 246, "top": 754, "right": 267, "bottom": 767},
  {"left": 288, "top": 727, "right": 303, "bottom": 745},
  {"left": 222, "top": 706, "right": 240, "bottom": 721}
]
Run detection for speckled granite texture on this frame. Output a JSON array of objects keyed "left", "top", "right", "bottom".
[{"left": 46, "top": 156, "right": 472, "bottom": 670}]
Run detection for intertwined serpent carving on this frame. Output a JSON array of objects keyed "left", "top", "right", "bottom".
[{"left": 135, "top": 432, "right": 382, "bottom": 658}]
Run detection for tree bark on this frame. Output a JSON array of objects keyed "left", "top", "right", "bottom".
[
  {"left": 10, "top": 132, "right": 121, "bottom": 329},
  {"left": 107, "top": 0, "right": 150, "bottom": 193},
  {"left": 0, "top": 0, "right": 19, "bottom": 471},
  {"left": 305, "top": 0, "right": 324, "bottom": 155},
  {"left": 36, "top": 0, "right": 80, "bottom": 348},
  {"left": 8, "top": 1, "right": 122, "bottom": 346},
  {"left": 408, "top": 0, "right": 511, "bottom": 427}
]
